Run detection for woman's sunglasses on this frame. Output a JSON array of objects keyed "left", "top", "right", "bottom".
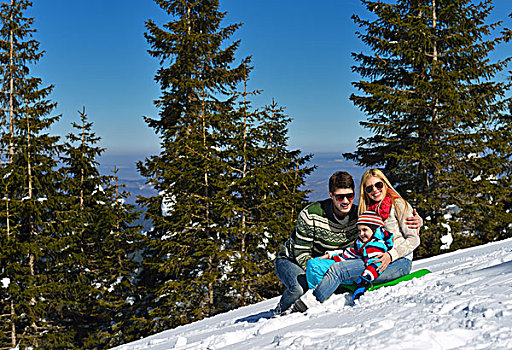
[
  {"left": 365, "top": 181, "right": 384, "bottom": 194},
  {"left": 333, "top": 193, "right": 355, "bottom": 201}
]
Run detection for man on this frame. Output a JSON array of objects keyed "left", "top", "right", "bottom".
[{"left": 274, "top": 171, "right": 421, "bottom": 315}]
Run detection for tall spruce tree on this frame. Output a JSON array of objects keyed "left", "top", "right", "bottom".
[
  {"left": 57, "top": 108, "right": 143, "bottom": 348},
  {"left": 137, "top": 0, "right": 313, "bottom": 334},
  {"left": 99, "top": 166, "right": 145, "bottom": 348},
  {"left": 137, "top": 0, "right": 246, "bottom": 333},
  {"left": 255, "top": 100, "right": 314, "bottom": 298},
  {"left": 0, "top": 0, "right": 64, "bottom": 347},
  {"left": 345, "top": 0, "right": 512, "bottom": 257}
]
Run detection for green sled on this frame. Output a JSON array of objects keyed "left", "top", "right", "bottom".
[{"left": 341, "top": 268, "right": 431, "bottom": 293}]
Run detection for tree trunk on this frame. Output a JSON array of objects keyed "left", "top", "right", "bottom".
[
  {"left": 240, "top": 71, "right": 249, "bottom": 296},
  {"left": 5, "top": 184, "right": 9, "bottom": 237},
  {"left": 8, "top": 0, "right": 14, "bottom": 159},
  {"left": 10, "top": 299, "right": 16, "bottom": 348},
  {"left": 431, "top": 0, "right": 439, "bottom": 190},
  {"left": 80, "top": 109, "right": 85, "bottom": 211}
]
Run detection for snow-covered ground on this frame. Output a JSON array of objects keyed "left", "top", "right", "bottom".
[{"left": 112, "top": 238, "right": 512, "bottom": 350}]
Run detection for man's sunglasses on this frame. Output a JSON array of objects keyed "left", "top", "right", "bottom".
[
  {"left": 333, "top": 193, "right": 355, "bottom": 201},
  {"left": 365, "top": 181, "right": 384, "bottom": 194}
]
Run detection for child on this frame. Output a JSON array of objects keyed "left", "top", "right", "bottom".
[
  {"left": 287, "top": 210, "right": 394, "bottom": 313},
  {"left": 328, "top": 210, "right": 394, "bottom": 301}
]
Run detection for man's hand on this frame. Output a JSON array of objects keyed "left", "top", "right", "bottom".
[
  {"left": 406, "top": 209, "right": 423, "bottom": 232},
  {"left": 375, "top": 252, "right": 391, "bottom": 273}
]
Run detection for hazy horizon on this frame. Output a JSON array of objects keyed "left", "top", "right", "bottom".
[{"left": 97, "top": 151, "right": 366, "bottom": 205}]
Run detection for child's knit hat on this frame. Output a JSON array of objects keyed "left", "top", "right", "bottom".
[{"left": 357, "top": 210, "right": 385, "bottom": 230}]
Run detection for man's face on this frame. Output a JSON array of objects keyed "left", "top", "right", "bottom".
[{"left": 330, "top": 188, "right": 354, "bottom": 217}]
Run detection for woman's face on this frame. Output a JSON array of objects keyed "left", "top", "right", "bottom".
[{"left": 364, "top": 176, "right": 386, "bottom": 203}]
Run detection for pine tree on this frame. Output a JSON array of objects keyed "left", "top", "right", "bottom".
[
  {"left": 83, "top": 165, "right": 143, "bottom": 349},
  {"left": 344, "top": 0, "right": 512, "bottom": 257},
  {"left": 0, "top": 1, "right": 64, "bottom": 347},
  {"left": 136, "top": 0, "right": 246, "bottom": 333},
  {"left": 50, "top": 107, "right": 104, "bottom": 348},
  {"left": 137, "top": 0, "right": 314, "bottom": 334},
  {"left": 57, "top": 108, "right": 143, "bottom": 348},
  {"left": 254, "top": 100, "right": 314, "bottom": 298}
]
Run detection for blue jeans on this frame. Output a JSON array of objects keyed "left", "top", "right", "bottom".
[
  {"left": 313, "top": 258, "right": 412, "bottom": 302},
  {"left": 275, "top": 257, "right": 309, "bottom": 312}
]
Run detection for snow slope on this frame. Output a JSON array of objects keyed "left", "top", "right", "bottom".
[{"left": 112, "top": 238, "right": 512, "bottom": 350}]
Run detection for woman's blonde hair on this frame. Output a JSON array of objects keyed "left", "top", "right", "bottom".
[{"left": 358, "top": 169, "right": 408, "bottom": 221}]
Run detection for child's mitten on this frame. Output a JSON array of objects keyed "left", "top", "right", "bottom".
[{"left": 352, "top": 275, "right": 372, "bottom": 302}]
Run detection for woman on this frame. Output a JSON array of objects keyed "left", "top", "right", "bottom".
[
  {"left": 287, "top": 169, "right": 421, "bottom": 313},
  {"left": 358, "top": 169, "right": 420, "bottom": 272}
]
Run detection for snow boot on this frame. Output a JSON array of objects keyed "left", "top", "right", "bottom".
[
  {"left": 352, "top": 275, "right": 372, "bottom": 302},
  {"left": 272, "top": 303, "right": 282, "bottom": 318},
  {"left": 287, "top": 289, "right": 321, "bottom": 314}
]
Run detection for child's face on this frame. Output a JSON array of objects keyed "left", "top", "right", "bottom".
[{"left": 357, "top": 224, "right": 374, "bottom": 243}]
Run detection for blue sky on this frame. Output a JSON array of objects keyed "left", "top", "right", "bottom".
[{"left": 28, "top": 0, "right": 511, "bottom": 157}]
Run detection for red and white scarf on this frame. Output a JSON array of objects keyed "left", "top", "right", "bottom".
[{"left": 368, "top": 195, "right": 392, "bottom": 220}]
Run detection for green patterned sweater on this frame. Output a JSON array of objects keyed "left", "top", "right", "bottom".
[{"left": 278, "top": 199, "right": 359, "bottom": 269}]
